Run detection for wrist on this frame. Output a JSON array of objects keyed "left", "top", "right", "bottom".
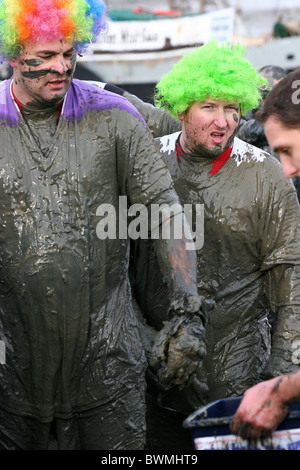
[
  {"left": 286, "top": 371, "right": 300, "bottom": 404},
  {"left": 278, "top": 373, "right": 300, "bottom": 405},
  {"left": 168, "top": 292, "right": 205, "bottom": 321}
]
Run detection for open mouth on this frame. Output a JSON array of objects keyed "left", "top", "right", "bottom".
[
  {"left": 210, "top": 131, "right": 225, "bottom": 145},
  {"left": 47, "top": 80, "right": 65, "bottom": 88}
]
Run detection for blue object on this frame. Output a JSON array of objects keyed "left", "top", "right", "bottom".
[{"left": 183, "top": 397, "right": 300, "bottom": 450}]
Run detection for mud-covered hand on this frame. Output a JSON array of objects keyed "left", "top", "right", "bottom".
[
  {"left": 149, "top": 313, "right": 206, "bottom": 390},
  {"left": 230, "top": 376, "right": 292, "bottom": 439}
]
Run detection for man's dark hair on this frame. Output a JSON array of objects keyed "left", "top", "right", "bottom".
[
  {"left": 256, "top": 68, "right": 300, "bottom": 128},
  {"left": 258, "top": 65, "right": 287, "bottom": 87}
]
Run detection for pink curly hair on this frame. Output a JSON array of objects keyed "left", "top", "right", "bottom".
[
  {"left": 0, "top": 0, "right": 107, "bottom": 59},
  {"left": 19, "top": 0, "right": 74, "bottom": 42}
]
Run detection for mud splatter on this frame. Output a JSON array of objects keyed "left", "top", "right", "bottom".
[{"left": 25, "top": 59, "right": 44, "bottom": 67}]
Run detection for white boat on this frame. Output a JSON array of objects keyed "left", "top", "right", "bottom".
[
  {"left": 75, "top": 1, "right": 300, "bottom": 101},
  {"left": 244, "top": 36, "right": 300, "bottom": 72},
  {"left": 76, "top": 7, "right": 235, "bottom": 85},
  {"left": 2, "top": 0, "right": 300, "bottom": 89}
]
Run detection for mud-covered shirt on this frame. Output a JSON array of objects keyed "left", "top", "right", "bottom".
[
  {"left": 0, "top": 79, "right": 180, "bottom": 421},
  {"left": 134, "top": 132, "right": 300, "bottom": 413}
]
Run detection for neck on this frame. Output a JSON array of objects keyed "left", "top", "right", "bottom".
[
  {"left": 179, "top": 129, "right": 237, "bottom": 160},
  {"left": 11, "top": 79, "right": 65, "bottom": 111},
  {"left": 11, "top": 80, "right": 63, "bottom": 117},
  {"left": 179, "top": 137, "right": 233, "bottom": 160}
]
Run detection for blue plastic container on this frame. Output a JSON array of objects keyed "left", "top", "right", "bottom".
[{"left": 183, "top": 397, "right": 300, "bottom": 450}]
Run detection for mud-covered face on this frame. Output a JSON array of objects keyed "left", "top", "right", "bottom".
[
  {"left": 264, "top": 115, "right": 300, "bottom": 178},
  {"left": 178, "top": 98, "right": 241, "bottom": 156},
  {"left": 9, "top": 38, "right": 76, "bottom": 109}
]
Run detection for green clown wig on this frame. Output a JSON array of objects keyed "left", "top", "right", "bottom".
[{"left": 154, "top": 40, "right": 269, "bottom": 119}]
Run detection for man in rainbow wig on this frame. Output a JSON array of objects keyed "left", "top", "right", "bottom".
[
  {"left": 131, "top": 41, "right": 300, "bottom": 449},
  {"left": 0, "top": 0, "right": 210, "bottom": 449}
]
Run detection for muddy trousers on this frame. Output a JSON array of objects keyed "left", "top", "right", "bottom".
[
  {"left": 146, "top": 388, "right": 194, "bottom": 451},
  {"left": 0, "top": 389, "right": 146, "bottom": 450}
]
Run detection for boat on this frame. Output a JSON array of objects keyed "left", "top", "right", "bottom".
[
  {"left": 75, "top": 6, "right": 235, "bottom": 98},
  {"left": 244, "top": 36, "right": 300, "bottom": 72},
  {"left": 75, "top": 1, "right": 300, "bottom": 101},
  {"left": 232, "top": 1, "right": 300, "bottom": 72}
]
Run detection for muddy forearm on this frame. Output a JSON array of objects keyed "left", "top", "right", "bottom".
[
  {"left": 280, "top": 370, "right": 300, "bottom": 404},
  {"left": 264, "top": 264, "right": 300, "bottom": 378},
  {"left": 154, "top": 215, "right": 198, "bottom": 307},
  {"left": 266, "top": 372, "right": 300, "bottom": 407}
]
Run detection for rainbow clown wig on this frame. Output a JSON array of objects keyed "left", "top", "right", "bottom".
[
  {"left": 0, "top": 0, "right": 107, "bottom": 61},
  {"left": 154, "top": 40, "right": 269, "bottom": 118}
]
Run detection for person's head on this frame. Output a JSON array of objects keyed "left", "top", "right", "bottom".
[
  {"left": 256, "top": 68, "right": 300, "bottom": 178},
  {"left": 258, "top": 65, "right": 287, "bottom": 100},
  {"left": 154, "top": 40, "right": 268, "bottom": 156},
  {"left": 0, "top": 0, "right": 107, "bottom": 108},
  {"left": 259, "top": 65, "right": 287, "bottom": 88}
]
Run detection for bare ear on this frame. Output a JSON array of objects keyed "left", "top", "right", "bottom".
[
  {"left": 178, "top": 112, "right": 185, "bottom": 121},
  {"left": 8, "top": 58, "right": 18, "bottom": 69}
]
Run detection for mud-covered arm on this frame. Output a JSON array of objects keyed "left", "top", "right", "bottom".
[
  {"left": 122, "top": 91, "right": 182, "bottom": 138},
  {"left": 263, "top": 263, "right": 300, "bottom": 377},
  {"left": 88, "top": 81, "right": 181, "bottom": 138},
  {"left": 117, "top": 106, "right": 202, "bottom": 311},
  {"left": 260, "top": 178, "right": 300, "bottom": 378},
  {"left": 132, "top": 222, "right": 209, "bottom": 391},
  {"left": 116, "top": 108, "right": 210, "bottom": 389},
  {"left": 148, "top": 216, "right": 214, "bottom": 390}
]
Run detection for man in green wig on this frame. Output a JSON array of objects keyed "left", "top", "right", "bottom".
[
  {"left": 0, "top": 0, "right": 210, "bottom": 450},
  {"left": 131, "top": 40, "right": 300, "bottom": 449}
]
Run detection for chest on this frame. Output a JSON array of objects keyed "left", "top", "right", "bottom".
[{"left": 0, "top": 119, "right": 121, "bottom": 248}]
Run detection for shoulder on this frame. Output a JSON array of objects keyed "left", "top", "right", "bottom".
[
  {"left": 0, "top": 79, "right": 11, "bottom": 103},
  {"left": 0, "top": 79, "right": 20, "bottom": 126},
  {"left": 156, "top": 131, "right": 181, "bottom": 154},
  {"left": 232, "top": 138, "right": 296, "bottom": 195},
  {"left": 68, "top": 79, "right": 146, "bottom": 124},
  {"left": 231, "top": 137, "right": 287, "bottom": 176},
  {"left": 231, "top": 137, "right": 269, "bottom": 166},
  {"left": 71, "top": 79, "right": 131, "bottom": 108},
  {"left": 0, "top": 79, "right": 8, "bottom": 92}
]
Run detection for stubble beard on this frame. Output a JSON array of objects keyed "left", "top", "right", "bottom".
[{"left": 184, "top": 130, "right": 238, "bottom": 159}]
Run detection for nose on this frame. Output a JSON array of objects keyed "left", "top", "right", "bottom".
[
  {"left": 50, "top": 56, "right": 69, "bottom": 75},
  {"left": 214, "top": 109, "right": 227, "bottom": 128},
  {"left": 281, "top": 156, "right": 300, "bottom": 178}
]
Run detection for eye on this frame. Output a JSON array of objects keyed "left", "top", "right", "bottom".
[
  {"left": 226, "top": 105, "right": 239, "bottom": 111},
  {"left": 281, "top": 148, "right": 291, "bottom": 156},
  {"left": 38, "top": 53, "right": 53, "bottom": 60},
  {"left": 64, "top": 51, "right": 75, "bottom": 59}
]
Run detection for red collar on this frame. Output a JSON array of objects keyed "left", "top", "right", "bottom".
[
  {"left": 11, "top": 84, "right": 63, "bottom": 118},
  {"left": 176, "top": 141, "right": 182, "bottom": 161},
  {"left": 209, "top": 144, "right": 233, "bottom": 175},
  {"left": 11, "top": 85, "right": 24, "bottom": 116},
  {"left": 176, "top": 136, "right": 232, "bottom": 175}
]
